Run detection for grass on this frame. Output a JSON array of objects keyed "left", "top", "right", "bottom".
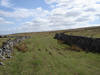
[
  {"left": 0, "top": 27, "right": 100, "bottom": 75},
  {"left": 0, "top": 38, "right": 8, "bottom": 47}
]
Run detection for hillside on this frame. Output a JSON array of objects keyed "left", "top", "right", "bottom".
[{"left": 0, "top": 26, "right": 100, "bottom": 75}]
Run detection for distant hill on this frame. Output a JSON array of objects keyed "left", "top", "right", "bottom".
[{"left": 11, "top": 26, "right": 100, "bottom": 38}]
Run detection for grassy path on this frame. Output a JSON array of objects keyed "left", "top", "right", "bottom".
[{"left": 0, "top": 33, "right": 100, "bottom": 75}]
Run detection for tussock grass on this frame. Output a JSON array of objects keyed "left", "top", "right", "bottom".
[{"left": 14, "top": 42, "right": 28, "bottom": 52}]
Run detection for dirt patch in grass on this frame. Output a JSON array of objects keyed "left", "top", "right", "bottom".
[
  {"left": 14, "top": 42, "right": 28, "bottom": 52},
  {"left": 70, "top": 45, "right": 83, "bottom": 52}
]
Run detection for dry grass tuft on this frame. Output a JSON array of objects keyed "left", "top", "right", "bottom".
[
  {"left": 14, "top": 42, "right": 28, "bottom": 52},
  {"left": 57, "top": 40, "right": 64, "bottom": 44},
  {"left": 71, "top": 45, "right": 83, "bottom": 52}
]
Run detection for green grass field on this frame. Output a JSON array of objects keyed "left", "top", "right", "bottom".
[{"left": 0, "top": 27, "right": 100, "bottom": 75}]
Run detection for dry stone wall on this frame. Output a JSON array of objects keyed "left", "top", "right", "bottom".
[
  {"left": 0, "top": 36, "right": 30, "bottom": 65},
  {"left": 54, "top": 33, "right": 100, "bottom": 53}
]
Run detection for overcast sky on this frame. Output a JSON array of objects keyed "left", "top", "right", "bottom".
[{"left": 0, "top": 0, "right": 100, "bottom": 34}]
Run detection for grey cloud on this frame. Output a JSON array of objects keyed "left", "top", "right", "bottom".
[
  {"left": 66, "top": 11, "right": 81, "bottom": 17},
  {"left": 76, "top": 17, "right": 89, "bottom": 22},
  {"left": 85, "top": 8, "right": 96, "bottom": 12},
  {"left": 96, "top": 14, "right": 100, "bottom": 17}
]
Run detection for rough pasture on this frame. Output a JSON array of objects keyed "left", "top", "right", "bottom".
[{"left": 0, "top": 27, "right": 100, "bottom": 75}]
